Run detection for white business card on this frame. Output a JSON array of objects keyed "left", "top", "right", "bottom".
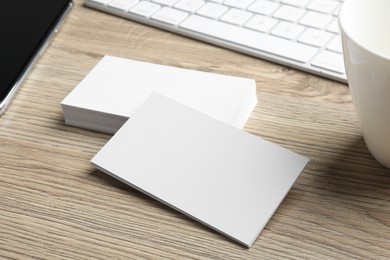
[{"left": 91, "top": 93, "right": 309, "bottom": 247}]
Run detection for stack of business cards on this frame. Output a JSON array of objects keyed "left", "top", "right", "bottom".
[
  {"left": 63, "top": 55, "right": 309, "bottom": 246},
  {"left": 91, "top": 93, "right": 309, "bottom": 247},
  {"left": 61, "top": 55, "right": 257, "bottom": 134}
]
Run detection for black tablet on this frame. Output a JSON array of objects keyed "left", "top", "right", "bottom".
[{"left": 0, "top": 0, "right": 73, "bottom": 114}]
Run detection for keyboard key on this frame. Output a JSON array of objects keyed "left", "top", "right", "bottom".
[
  {"left": 224, "top": 0, "right": 255, "bottom": 9},
  {"left": 326, "top": 19, "right": 339, "bottom": 34},
  {"left": 273, "top": 5, "right": 305, "bottom": 22},
  {"left": 271, "top": 21, "right": 304, "bottom": 40},
  {"left": 180, "top": 15, "right": 318, "bottom": 63},
  {"left": 280, "top": 0, "right": 310, "bottom": 7},
  {"left": 307, "top": 0, "right": 340, "bottom": 14},
  {"left": 129, "top": 1, "right": 161, "bottom": 17},
  {"left": 312, "top": 50, "right": 345, "bottom": 73},
  {"left": 196, "top": 2, "right": 228, "bottom": 19},
  {"left": 248, "top": 0, "right": 279, "bottom": 16},
  {"left": 326, "top": 36, "right": 343, "bottom": 53},
  {"left": 299, "top": 28, "right": 332, "bottom": 47},
  {"left": 245, "top": 14, "right": 278, "bottom": 32},
  {"left": 220, "top": 8, "right": 252, "bottom": 26},
  {"left": 152, "top": 0, "right": 179, "bottom": 6},
  {"left": 152, "top": 7, "right": 189, "bottom": 25},
  {"left": 108, "top": 0, "right": 139, "bottom": 10},
  {"left": 299, "top": 11, "right": 331, "bottom": 29},
  {"left": 174, "top": 0, "right": 205, "bottom": 12}
]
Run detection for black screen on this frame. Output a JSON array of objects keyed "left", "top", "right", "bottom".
[{"left": 0, "top": 0, "right": 72, "bottom": 102}]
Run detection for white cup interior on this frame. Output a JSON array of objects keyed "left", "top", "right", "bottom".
[{"left": 339, "top": 0, "right": 390, "bottom": 59}]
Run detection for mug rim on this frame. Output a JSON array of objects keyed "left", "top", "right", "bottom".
[{"left": 338, "top": 0, "right": 390, "bottom": 61}]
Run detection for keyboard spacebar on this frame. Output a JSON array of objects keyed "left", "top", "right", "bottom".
[{"left": 180, "top": 15, "right": 318, "bottom": 63}]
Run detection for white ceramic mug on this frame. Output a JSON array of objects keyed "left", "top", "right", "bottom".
[{"left": 339, "top": 0, "right": 390, "bottom": 168}]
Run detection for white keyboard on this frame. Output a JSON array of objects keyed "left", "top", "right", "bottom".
[{"left": 86, "top": 0, "right": 347, "bottom": 83}]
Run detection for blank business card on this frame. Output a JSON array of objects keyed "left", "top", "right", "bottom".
[
  {"left": 91, "top": 93, "right": 309, "bottom": 247},
  {"left": 61, "top": 55, "right": 257, "bottom": 134}
]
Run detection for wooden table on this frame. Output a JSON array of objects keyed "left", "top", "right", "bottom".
[{"left": 1, "top": 1, "right": 389, "bottom": 259}]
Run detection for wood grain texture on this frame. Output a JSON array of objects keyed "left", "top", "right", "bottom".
[{"left": 1, "top": 0, "right": 389, "bottom": 259}]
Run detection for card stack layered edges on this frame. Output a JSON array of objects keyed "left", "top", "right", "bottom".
[
  {"left": 61, "top": 55, "right": 257, "bottom": 134},
  {"left": 91, "top": 93, "right": 309, "bottom": 247}
]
